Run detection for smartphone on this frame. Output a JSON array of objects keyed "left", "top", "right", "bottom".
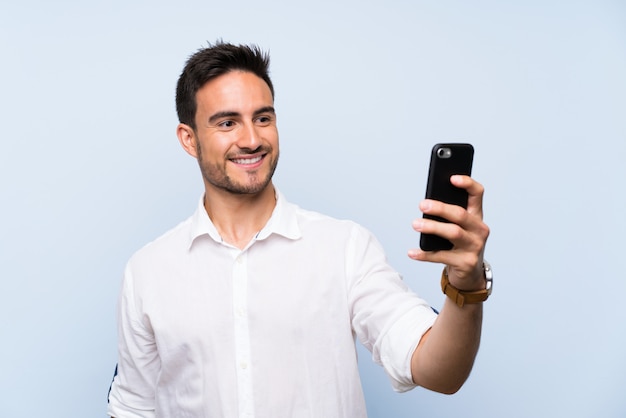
[{"left": 419, "top": 143, "right": 474, "bottom": 251}]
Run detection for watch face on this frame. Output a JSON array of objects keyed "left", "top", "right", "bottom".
[{"left": 483, "top": 261, "right": 493, "bottom": 295}]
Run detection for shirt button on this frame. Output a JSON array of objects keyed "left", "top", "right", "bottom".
[{"left": 240, "top": 362, "right": 248, "bottom": 369}]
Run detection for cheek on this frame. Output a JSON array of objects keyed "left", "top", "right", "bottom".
[
  {"left": 199, "top": 136, "right": 232, "bottom": 159},
  {"left": 267, "top": 128, "right": 279, "bottom": 146}
]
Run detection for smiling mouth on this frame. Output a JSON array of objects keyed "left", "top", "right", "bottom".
[{"left": 231, "top": 155, "right": 263, "bottom": 165}]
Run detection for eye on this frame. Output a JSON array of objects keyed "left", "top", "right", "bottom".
[
  {"left": 217, "top": 120, "right": 236, "bottom": 129},
  {"left": 255, "top": 115, "right": 273, "bottom": 126}
]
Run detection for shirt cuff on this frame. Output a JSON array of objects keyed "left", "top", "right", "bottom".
[{"left": 377, "top": 305, "right": 438, "bottom": 392}]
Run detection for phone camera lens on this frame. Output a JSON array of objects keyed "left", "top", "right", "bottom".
[{"left": 437, "top": 147, "right": 452, "bottom": 159}]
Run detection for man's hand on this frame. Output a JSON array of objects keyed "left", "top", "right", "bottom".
[{"left": 408, "top": 175, "right": 490, "bottom": 290}]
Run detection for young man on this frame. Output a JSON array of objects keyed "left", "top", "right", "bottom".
[{"left": 107, "top": 42, "right": 491, "bottom": 418}]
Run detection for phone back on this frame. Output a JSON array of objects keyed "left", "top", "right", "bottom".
[{"left": 420, "top": 143, "right": 474, "bottom": 251}]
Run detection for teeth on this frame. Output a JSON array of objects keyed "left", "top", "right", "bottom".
[{"left": 232, "top": 156, "right": 262, "bottom": 165}]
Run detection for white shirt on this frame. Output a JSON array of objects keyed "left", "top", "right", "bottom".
[{"left": 108, "top": 190, "right": 437, "bottom": 418}]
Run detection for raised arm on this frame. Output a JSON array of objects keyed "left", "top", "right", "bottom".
[{"left": 407, "top": 175, "right": 490, "bottom": 394}]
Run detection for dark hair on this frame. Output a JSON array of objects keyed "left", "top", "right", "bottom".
[{"left": 175, "top": 41, "right": 274, "bottom": 130}]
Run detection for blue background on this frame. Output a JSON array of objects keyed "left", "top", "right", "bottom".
[{"left": 1, "top": 1, "right": 625, "bottom": 416}]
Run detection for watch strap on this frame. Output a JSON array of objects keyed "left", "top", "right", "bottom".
[{"left": 441, "top": 264, "right": 491, "bottom": 307}]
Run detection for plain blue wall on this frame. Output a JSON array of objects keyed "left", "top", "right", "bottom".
[{"left": 1, "top": 1, "right": 625, "bottom": 416}]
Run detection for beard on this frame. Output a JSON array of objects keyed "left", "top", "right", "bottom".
[{"left": 196, "top": 143, "right": 279, "bottom": 195}]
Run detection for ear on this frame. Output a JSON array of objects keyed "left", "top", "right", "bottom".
[{"left": 177, "top": 123, "right": 199, "bottom": 158}]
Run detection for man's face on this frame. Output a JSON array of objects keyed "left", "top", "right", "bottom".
[{"left": 191, "top": 70, "right": 279, "bottom": 195}]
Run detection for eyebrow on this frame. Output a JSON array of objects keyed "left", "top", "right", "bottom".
[
  {"left": 208, "top": 106, "right": 276, "bottom": 125},
  {"left": 254, "top": 106, "right": 276, "bottom": 117}
]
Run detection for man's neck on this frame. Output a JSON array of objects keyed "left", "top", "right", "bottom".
[{"left": 203, "top": 183, "right": 277, "bottom": 250}]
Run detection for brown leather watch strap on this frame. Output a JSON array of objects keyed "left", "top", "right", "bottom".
[{"left": 440, "top": 266, "right": 491, "bottom": 307}]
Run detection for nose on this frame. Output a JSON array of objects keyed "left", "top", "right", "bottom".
[{"left": 237, "top": 122, "right": 262, "bottom": 151}]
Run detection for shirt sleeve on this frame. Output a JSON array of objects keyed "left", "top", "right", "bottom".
[
  {"left": 107, "top": 263, "right": 159, "bottom": 418},
  {"left": 346, "top": 223, "right": 438, "bottom": 392}
]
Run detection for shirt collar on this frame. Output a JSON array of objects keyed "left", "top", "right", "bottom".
[
  {"left": 256, "top": 188, "right": 301, "bottom": 241},
  {"left": 188, "top": 188, "right": 301, "bottom": 249}
]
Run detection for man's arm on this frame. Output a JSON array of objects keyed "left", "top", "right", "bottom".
[
  {"left": 408, "top": 175, "right": 490, "bottom": 394},
  {"left": 108, "top": 265, "right": 159, "bottom": 417}
]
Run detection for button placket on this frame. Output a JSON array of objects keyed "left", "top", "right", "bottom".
[{"left": 232, "top": 252, "right": 254, "bottom": 417}]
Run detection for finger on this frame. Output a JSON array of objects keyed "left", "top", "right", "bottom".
[
  {"left": 407, "top": 246, "right": 449, "bottom": 263},
  {"left": 407, "top": 243, "right": 479, "bottom": 272},
  {"left": 450, "top": 175, "right": 485, "bottom": 218},
  {"left": 419, "top": 199, "right": 473, "bottom": 231},
  {"left": 412, "top": 216, "right": 472, "bottom": 250},
  {"left": 411, "top": 212, "right": 489, "bottom": 255}
]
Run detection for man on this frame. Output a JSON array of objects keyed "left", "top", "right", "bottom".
[{"left": 107, "top": 42, "right": 491, "bottom": 418}]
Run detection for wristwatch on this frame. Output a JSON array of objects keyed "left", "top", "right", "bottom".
[{"left": 441, "top": 260, "right": 493, "bottom": 307}]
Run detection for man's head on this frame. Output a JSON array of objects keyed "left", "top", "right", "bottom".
[
  {"left": 175, "top": 42, "right": 279, "bottom": 197},
  {"left": 176, "top": 42, "right": 275, "bottom": 132}
]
